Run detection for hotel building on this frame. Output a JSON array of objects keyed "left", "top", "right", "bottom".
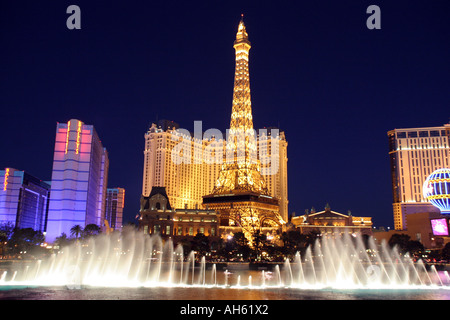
[
  {"left": 141, "top": 122, "right": 288, "bottom": 222},
  {"left": 291, "top": 204, "right": 373, "bottom": 236},
  {"left": 46, "top": 119, "right": 109, "bottom": 241},
  {"left": 259, "top": 128, "right": 289, "bottom": 222},
  {"left": 0, "top": 168, "right": 50, "bottom": 232},
  {"left": 142, "top": 120, "right": 219, "bottom": 212},
  {"left": 105, "top": 187, "right": 125, "bottom": 231},
  {"left": 388, "top": 123, "right": 450, "bottom": 230}
]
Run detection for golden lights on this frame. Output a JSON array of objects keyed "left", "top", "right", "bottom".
[
  {"left": 65, "top": 120, "right": 71, "bottom": 154},
  {"left": 64, "top": 120, "right": 83, "bottom": 155},
  {"left": 203, "top": 17, "right": 285, "bottom": 246},
  {"left": 3, "top": 168, "right": 10, "bottom": 191},
  {"left": 75, "top": 121, "right": 82, "bottom": 154},
  {"left": 213, "top": 17, "right": 270, "bottom": 196}
]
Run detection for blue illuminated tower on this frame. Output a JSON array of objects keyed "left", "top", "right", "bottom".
[{"left": 46, "top": 119, "right": 109, "bottom": 242}]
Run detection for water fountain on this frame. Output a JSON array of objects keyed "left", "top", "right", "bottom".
[{"left": 0, "top": 230, "right": 449, "bottom": 294}]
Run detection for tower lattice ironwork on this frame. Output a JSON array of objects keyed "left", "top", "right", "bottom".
[
  {"left": 213, "top": 15, "right": 268, "bottom": 196},
  {"left": 203, "top": 16, "right": 284, "bottom": 246}
]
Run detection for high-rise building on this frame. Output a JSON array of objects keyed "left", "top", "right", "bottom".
[
  {"left": 0, "top": 168, "right": 50, "bottom": 232},
  {"left": 388, "top": 123, "right": 450, "bottom": 230},
  {"left": 46, "top": 119, "right": 109, "bottom": 241},
  {"left": 259, "top": 129, "right": 289, "bottom": 222},
  {"left": 142, "top": 121, "right": 221, "bottom": 211},
  {"left": 105, "top": 187, "right": 125, "bottom": 231}
]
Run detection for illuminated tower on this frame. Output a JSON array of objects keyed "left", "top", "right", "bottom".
[
  {"left": 203, "top": 16, "right": 285, "bottom": 245},
  {"left": 213, "top": 15, "right": 268, "bottom": 195}
]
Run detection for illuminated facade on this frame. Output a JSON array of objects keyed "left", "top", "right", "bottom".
[
  {"left": 139, "top": 187, "right": 219, "bottom": 241},
  {"left": 0, "top": 168, "right": 50, "bottom": 232},
  {"left": 142, "top": 120, "right": 223, "bottom": 210},
  {"left": 388, "top": 124, "right": 450, "bottom": 230},
  {"left": 105, "top": 187, "right": 125, "bottom": 231},
  {"left": 291, "top": 204, "right": 373, "bottom": 236},
  {"left": 46, "top": 119, "right": 109, "bottom": 241},
  {"left": 373, "top": 211, "right": 444, "bottom": 249},
  {"left": 259, "top": 129, "right": 288, "bottom": 222},
  {"left": 203, "top": 17, "right": 285, "bottom": 245}
]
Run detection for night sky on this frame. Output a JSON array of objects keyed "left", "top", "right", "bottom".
[{"left": 1, "top": 1, "right": 449, "bottom": 229}]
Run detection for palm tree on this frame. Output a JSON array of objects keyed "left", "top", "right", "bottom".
[
  {"left": 84, "top": 224, "right": 101, "bottom": 237},
  {"left": 55, "top": 232, "right": 71, "bottom": 249},
  {"left": 70, "top": 225, "right": 83, "bottom": 240},
  {"left": 0, "top": 222, "right": 14, "bottom": 258}
]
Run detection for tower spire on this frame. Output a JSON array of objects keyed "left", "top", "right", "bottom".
[
  {"left": 235, "top": 14, "right": 250, "bottom": 45},
  {"left": 202, "top": 17, "right": 283, "bottom": 247},
  {"left": 212, "top": 16, "right": 268, "bottom": 195}
]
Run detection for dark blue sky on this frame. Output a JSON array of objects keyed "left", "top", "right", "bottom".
[{"left": 1, "top": 1, "right": 449, "bottom": 228}]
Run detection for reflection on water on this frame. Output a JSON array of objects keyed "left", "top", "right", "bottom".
[
  {"left": 1, "top": 285, "right": 450, "bottom": 300},
  {"left": 1, "top": 264, "right": 450, "bottom": 300}
]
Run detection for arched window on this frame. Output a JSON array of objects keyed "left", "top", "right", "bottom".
[{"left": 155, "top": 202, "right": 161, "bottom": 210}]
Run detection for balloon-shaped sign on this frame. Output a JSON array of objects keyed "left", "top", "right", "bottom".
[{"left": 423, "top": 168, "right": 450, "bottom": 214}]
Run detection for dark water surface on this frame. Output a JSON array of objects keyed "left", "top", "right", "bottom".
[{"left": 1, "top": 285, "right": 449, "bottom": 300}]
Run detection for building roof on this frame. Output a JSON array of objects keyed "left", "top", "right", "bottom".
[
  {"left": 148, "top": 186, "right": 172, "bottom": 210},
  {"left": 308, "top": 209, "right": 349, "bottom": 219},
  {"left": 291, "top": 204, "right": 372, "bottom": 229}
]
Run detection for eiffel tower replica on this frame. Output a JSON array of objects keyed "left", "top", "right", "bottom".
[{"left": 203, "top": 16, "right": 284, "bottom": 246}]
